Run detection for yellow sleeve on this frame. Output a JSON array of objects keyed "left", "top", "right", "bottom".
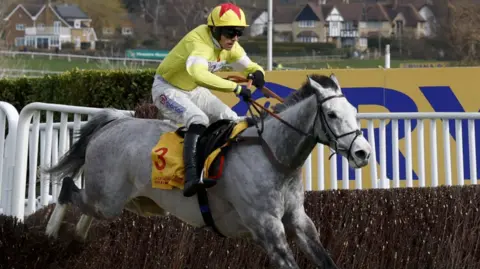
[
  {"left": 185, "top": 42, "right": 238, "bottom": 93},
  {"left": 228, "top": 43, "right": 265, "bottom": 77}
]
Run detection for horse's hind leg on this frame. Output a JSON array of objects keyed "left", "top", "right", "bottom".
[
  {"left": 45, "top": 195, "right": 70, "bottom": 238},
  {"left": 283, "top": 207, "right": 338, "bottom": 269},
  {"left": 45, "top": 176, "right": 79, "bottom": 238},
  {"left": 48, "top": 176, "right": 126, "bottom": 242}
]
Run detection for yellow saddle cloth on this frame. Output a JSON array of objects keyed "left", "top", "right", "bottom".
[{"left": 151, "top": 121, "right": 249, "bottom": 190}]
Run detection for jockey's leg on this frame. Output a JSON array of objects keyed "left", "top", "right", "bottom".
[
  {"left": 189, "top": 87, "right": 241, "bottom": 123},
  {"left": 152, "top": 76, "right": 216, "bottom": 197}
]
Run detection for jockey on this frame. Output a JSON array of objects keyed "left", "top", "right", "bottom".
[{"left": 151, "top": 2, "right": 265, "bottom": 197}]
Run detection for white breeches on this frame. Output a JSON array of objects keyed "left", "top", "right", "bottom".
[{"left": 151, "top": 75, "right": 240, "bottom": 128}]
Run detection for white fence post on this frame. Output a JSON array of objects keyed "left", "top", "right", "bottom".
[
  {"left": 0, "top": 102, "right": 19, "bottom": 215},
  {"left": 385, "top": 44, "right": 391, "bottom": 68},
  {"left": 302, "top": 112, "right": 479, "bottom": 191},
  {"left": 10, "top": 102, "right": 133, "bottom": 221}
]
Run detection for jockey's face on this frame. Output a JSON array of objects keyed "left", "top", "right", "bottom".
[{"left": 218, "top": 27, "right": 244, "bottom": 50}]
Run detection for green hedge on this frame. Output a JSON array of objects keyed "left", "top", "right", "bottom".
[{"left": 0, "top": 68, "right": 157, "bottom": 112}]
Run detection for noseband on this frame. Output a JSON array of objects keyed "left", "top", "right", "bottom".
[
  {"left": 238, "top": 93, "right": 363, "bottom": 173},
  {"left": 315, "top": 94, "right": 363, "bottom": 162}
]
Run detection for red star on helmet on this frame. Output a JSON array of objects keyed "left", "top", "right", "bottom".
[{"left": 219, "top": 3, "right": 242, "bottom": 20}]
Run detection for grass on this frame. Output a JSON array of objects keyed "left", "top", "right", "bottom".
[
  {"left": 0, "top": 54, "right": 451, "bottom": 73},
  {"left": 276, "top": 58, "right": 451, "bottom": 69},
  {"left": 0, "top": 55, "right": 158, "bottom": 72}
]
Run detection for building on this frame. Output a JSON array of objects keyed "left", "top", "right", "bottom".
[
  {"left": 3, "top": 3, "right": 97, "bottom": 50},
  {"left": 249, "top": 0, "right": 433, "bottom": 50}
]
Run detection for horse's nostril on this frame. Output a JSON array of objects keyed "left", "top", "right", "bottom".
[{"left": 354, "top": 150, "right": 367, "bottom": 159}]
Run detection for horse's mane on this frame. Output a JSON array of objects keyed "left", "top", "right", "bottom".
[{"left": 258, "top": 74, "right": 339, "bottom": 119}]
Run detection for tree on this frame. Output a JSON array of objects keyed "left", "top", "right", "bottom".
[
  {"left": 165, "top": 0, "right": 208, "bottom": 36},
  {"left": 0, "top": 0, "right": 19, "bottom": 37},
  {"left": 444, "top": 0, "right": 480, "bottom": 63},
  {"left": 429, "top": 0, "right": 480, "bottom": 64},
  {"left": 53, "top": 0, "right": 129, "bottom": 30}
]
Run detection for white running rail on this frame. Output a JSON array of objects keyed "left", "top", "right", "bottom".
[
  {"left": 0, "top": 102, "right": 19, "bottom": 215},
  {"left": 10, "top": 102, "right": 133, "bottom": 221},
  {"left": 1, "top": 102, "right": 479, "bottom": 221},
  {"left": 302, "top": 112, "right": 479, "bottom": 191},
  {"left": 0, "top": 50, "right": 162, "bottom": 66}
]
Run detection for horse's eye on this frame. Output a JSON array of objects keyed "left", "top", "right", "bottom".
[{"left": 327, "top": 112, "right": 337, "bottom": 119}]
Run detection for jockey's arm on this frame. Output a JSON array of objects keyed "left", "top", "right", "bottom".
[
  {"left": 228, "top": 44, "right": 265, "bottom": 78},
  {"left": 186, "top": 44, "right": 238, "bottom": 93}
]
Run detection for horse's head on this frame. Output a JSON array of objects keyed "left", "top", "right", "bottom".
[{"left": 306, "top": 74, "right": 371, "bottom": 168}]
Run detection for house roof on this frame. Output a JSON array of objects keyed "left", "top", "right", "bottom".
[
  {"left": 289, "top": 2, "right": 325, "bottom": 22},
  {"left": 4, "top": 3, "right": 90, "bottom": 23},
  {"left": 365, "top": 4, "right": 390, "bottom": 21},
  {"left": 383, "top": 4, "right": 425, "bottom": 26},
  {"left": 22, "top": 4, "right": 43, "bottom": 17},
  {"left": 53, "top": 4, "right": 89, "bottom": 20},
  {"left": 3, "top": 3, "right": 43, "bottom": 20},
  {"left": 336, "top": 3, "right": 365, "bottom": 21},
  {"left": 274, "top": 6, "right": 303, "bottom": 24},
  {"left": 321, "top": 2, "right": 390, "bottom": 22},
  {"left": 307, "top": 3, "right": 325, "bottom": 21}
]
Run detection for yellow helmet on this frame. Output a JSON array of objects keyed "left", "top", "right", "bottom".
[{"left": 207, "top": 3, "right": 248, "bottom": 27}]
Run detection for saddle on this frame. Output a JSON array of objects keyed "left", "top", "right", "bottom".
[{"left": 175, "top": 118, "right": 255, "bottom": 178}]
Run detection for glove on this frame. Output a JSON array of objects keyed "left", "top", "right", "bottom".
[
  {"left": 247, "top": 70, "right": 265, "bottom": 89},
  {"left": 234, "top": 85, "right": 252, "bottom": 101}
]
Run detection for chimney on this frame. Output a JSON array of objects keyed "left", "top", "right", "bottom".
[
  {"left": 318, "top": 0, "right": 326, "bottom": 5},
  {"left": 343, "top": 0, "right": 350, "bottom": 3},
  {"left": 393, "top": 0, "right": 398, "bottom": 9}
]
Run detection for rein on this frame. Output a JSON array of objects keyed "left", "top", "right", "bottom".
[
  {"left": 226, "top": 75, "right": 310, "bottom": 137},
  {"left": 224, "top": 75, "right": 363, "bottom": 172}
]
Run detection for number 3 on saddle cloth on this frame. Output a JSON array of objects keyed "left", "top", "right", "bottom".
[{"left": 151, "top": 119, "right": 251, "bottom": 190}]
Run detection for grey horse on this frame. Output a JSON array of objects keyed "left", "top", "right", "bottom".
[{"left": 43, "top": 73, "right": 372, "bottom": 269}]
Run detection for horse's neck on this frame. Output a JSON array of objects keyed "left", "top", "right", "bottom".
[{"left": 261, "top": 96, "right": 318, "bottom": 173}]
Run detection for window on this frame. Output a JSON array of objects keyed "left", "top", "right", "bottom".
[
  {"left": 74, "top": 20, "right": 81, "bottom": 28},
  {"left": 299, "top": 21, "right": 315, "bottom": 28},
  {"left": 359, "top": 38, "right": 367, "bottom": 47},
  {"left": 396, "top": 20, "right": 404, "bottom": 35},
  {"left": 103, "top": 27, "right": 113, "bottom": 35},
  {"left": 54, "top": 21, "right": 61, "bottom": 34},
  {"left": 51, "top": 36, "right": 59, "bottom": 46},
  {"left": 37, "top": 23, "right": 45, "bottom": 30},
  {"left": 299, "top": 37, "right": 318, "bottom": 43},
  {"left": 15, "top": 37, "right": 24, "bottom": 46},
  {"left": 329, "top": 21, "right": 340, "bottom": 36},
  {"left": 122, "top": 27, "right": 133, "bottom": 35},
  {"left": 16, "top": 24, "right": 24, "bottom": 31},
  {"left": 25, "top": 36, "right": 35, "bottom": 47},
  {"left": 343, "top": 22, "right": 354, "bottom": 30},
  {"left": 365, "top": 21, "right": 382, "bottom": 28}
]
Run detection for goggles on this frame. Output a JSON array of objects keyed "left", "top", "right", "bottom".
[{"left": 220, "top": 27, "right": 244, "bottom": 39}]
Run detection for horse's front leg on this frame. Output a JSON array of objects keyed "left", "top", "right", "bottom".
[
  {"left": 241, "top": 211, "right": 300, "bottom": 269},
  {"left": 283, "top": 206, "right": 339, "bottom": 269}
]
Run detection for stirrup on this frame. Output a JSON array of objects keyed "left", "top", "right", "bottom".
[
  {"left": 199, "top": 168, "right": 217, "bottom": 188},
  {"left": 183, "top": 169, "right": 216, "bottom": 197}
]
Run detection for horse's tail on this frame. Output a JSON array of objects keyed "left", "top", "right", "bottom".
[{"left": 43, "top": 109, "right": 128, "bottom": 180}]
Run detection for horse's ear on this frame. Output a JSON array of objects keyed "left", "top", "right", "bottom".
[
  {"left": 307, "top": 75, "right": 324, "bottom": 92},
  {"left": 329, "top": 73, "right": 341, "bottom": 90}
]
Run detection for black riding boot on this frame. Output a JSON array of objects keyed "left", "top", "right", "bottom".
[{"left": 183, "top": 123, "right": 217, "bottom": 197}]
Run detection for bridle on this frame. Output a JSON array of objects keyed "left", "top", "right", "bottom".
[{"left": 225, "top": 75, "right": 364, "bottom": 172}]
